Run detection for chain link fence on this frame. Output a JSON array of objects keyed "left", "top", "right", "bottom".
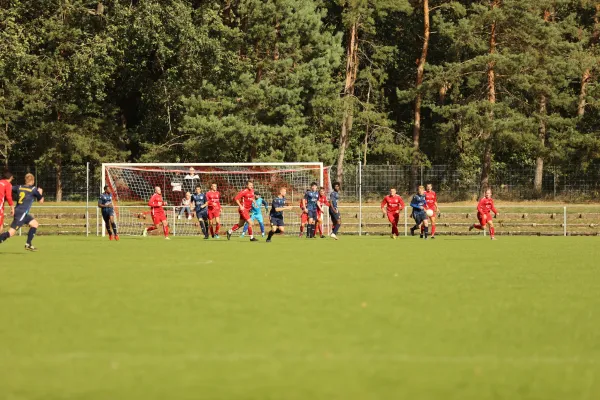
[
  {"left": 331, "top": 164, "right": 600, "bottom": 202},
  {"left": 4, "top": 163, "right": 600, "bottom": 203}
]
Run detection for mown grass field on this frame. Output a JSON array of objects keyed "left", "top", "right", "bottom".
[{"left": 1, "top": 235, "right": 599, "bottom": 400}]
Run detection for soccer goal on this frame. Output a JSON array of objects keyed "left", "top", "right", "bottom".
[{"left": 101, "top": 163, "right": 329, "bottom": 236}]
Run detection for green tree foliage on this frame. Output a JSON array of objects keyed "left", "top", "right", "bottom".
[{"left": 0, "top": 0, "right": 598, "bottom": 192}]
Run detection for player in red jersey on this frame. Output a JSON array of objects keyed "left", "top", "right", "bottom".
[
  {"left": 381, "top": 187, "right": 405, "bottom": 239},
  {"left": 316, "top": 187, "right": 329, "bottom": 238},
  {"left": 469, "top": 188, "right": 499, "bottom": 240},
  {"left": 143, "top": 186, "right": 170, "bottom": 239},
  {"left": 206, "top": 183, "right": 222, "bottom": 238},
  {"left": 424, "top": 183, "right": 439, "bottom": 239},
  {"left": 0, "top": 171, "right": 15, "bottom": 233},
  {"left": 299, "top": 197, "right": 308, "bottom": 237},
  {"left": 227, "top": 181, "right": 259, "bottom": 242}
]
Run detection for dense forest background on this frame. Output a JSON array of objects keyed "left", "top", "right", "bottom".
[{"left": 1, "top": 0, "right": 599, "bottom": 196}]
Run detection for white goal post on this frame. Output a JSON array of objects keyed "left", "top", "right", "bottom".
[{"left": 100, "top": 163, "right": 329, "bottom": 236}]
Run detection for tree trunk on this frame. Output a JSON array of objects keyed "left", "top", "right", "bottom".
[
  {"left": 578, "top": 69, "right": 591, "bottom": 117},
  {"left": 411, "top": 0, "right": 430, "bottom": 191},
  {"left": 363, "top": 81, "right": 371, "bottom": 166},
  {"left": 580, "top": 5, "right": 600, "bottom": 117},
  {"left": 1, "top": 122, "right": 8, "bottom": 167},
  {"left": 56, "top": 160, "right": 63, "bottom": 202},
  {"left": 480, "top": 0, "right": 498, "bottom": 194},
  {"left": 534, "top": 94, "right": 547, "bottom": 196},
  {"left": 336, "top": 20, "right": 359, "bottom": 185}
]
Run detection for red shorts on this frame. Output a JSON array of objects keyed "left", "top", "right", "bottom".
[
  {"left": 208, "top": 208, "right": 221, "bottom": 220},
  {"left": 238, "top": 209, "right": 251, "bottom": 221},
  {"left": 478, "top": 212, "right": 491, "bottom": 225},
  {"left": 387, "top": 212, "right": 400, "bottom": 225},
  {"left": 152, "top": 213, "right": 167, "bottom": 225},
  {"left": 301, "top": 212, "right": 308, "bottom": 224}
]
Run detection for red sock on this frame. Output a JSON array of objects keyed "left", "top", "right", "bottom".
[
  {"left": 300, "top": 225, "right": 304, "bottom": 233},
  {"left": 473, "top": 224, "right": 483, "bottom": 230},
  {"left": 231, "top": 224, "right": 239, "bottom": 232},
  {"left": 420, "top": 225, "right": 424, "bottom": 233},
  {"left": 317, "top": 224, "right": 322, "bottom": 235},
  {"left": 431, "top": 224, "right": 436, "bottom": 236},
  {"left": 209, "top": 226, "right": 214, "bottom": 236},
  {"left": 147, "top": 226, "right": 157, "bottom": 232},
  {"left": 163, "top": 225, "right": 169, "bottom": 237},
  {"left": 216, "top": 223, "right": 220, "bottom": 234},
  {"left": 392, "top": 225, "right": 398, "bottom": 235},
  {"left": 247, "top": 226, "right": 253, "bottom": 236},
  {"left": 490, "top": 227, "right": 495, "bottom": 237}
]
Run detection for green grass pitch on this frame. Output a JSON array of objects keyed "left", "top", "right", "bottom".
[{"left": 1, "top": 234, "right": 599, "bottom": 400}]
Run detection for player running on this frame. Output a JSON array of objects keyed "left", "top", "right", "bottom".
[
  {"left": 329, "top": 182, "right": 341, "bottom": 240},
  {"left": 266, "top": 187, "right": 293, "bottom": 243},
  {"left": 98, "top": 185, "right": 119, "bottom": 240},
  {"left": 206, "top": 183, "right": 221, "bottom": 238},
  {"left": 381, "top": 187, "right": 405, "bottom": 239},
  {"left": 241, "top": 192, "right": 269, "bottom": 238},
  {"left": 0, "top": 173, "right": 44, "bottom": 251},
  {"left": 0, "top": 171, "right": 15, "bottom": 233},
  {"left": 191, "top": 186, "right": 209, "bottom": 239},
  {"left": 424, "top": 183, "right": 439, "bottom": 239},
  {"left": 469, "top": 188, "right": 499, "bottom": 240},
  {"left": 227, "top": 181, "right": 259, "bottom": 241},
  {"left": 143, "top": 186, "right": 170, "bottom": 239},
  {"left": 299, "top": 197, "right": 308, "bottom": 237},
  {"left": 303, "top": 182, "right": 321, "bottom": 239},
  {"left": 316, "top": 187, "right": 329, "bottom": 238},
  {"left": 409, "top": 185, "right": 429, "bottom": 239}
]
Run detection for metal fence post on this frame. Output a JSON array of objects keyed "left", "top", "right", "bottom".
[
  {"left": 564, "top": 206, "right": 567, "bottom": 236},
  {"left": 404, "top": 206, "right": 408, "bottom": 236},
  {"left": 86, "top": 162, "right": 89, "bottom": 237},
  {"left": 358, "top": 162, "right": 362, "bottom": 236},
  {"left": 172, "top": 206, "right": 177, "bottom": 236}
]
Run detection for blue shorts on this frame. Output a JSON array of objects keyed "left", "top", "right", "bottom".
[
  {"left": 413, "top": 210, "right": 426, "bottom": 225},
  {"left": 250, "top": 214, "right": 264, "bottom": 224},
  {"left": 196, "top": 209, "right": 208, "bottom": 220},
  {"left": 102, "top": 210, "right": 115, "bottom": 222},
  {"left": 307, "top": 209, "right": 318, "bottom": 220},
  {"left": 329, "top": 211, "right": 341, "bottom": 224},
  {"left": 270, "top": 216, "right": 285, "bottom": 227},
  {"left": 11, "top": 212, "right": 34, "bottom": 229}
]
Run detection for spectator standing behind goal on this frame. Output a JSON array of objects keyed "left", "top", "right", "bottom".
[
  {"left": 184, "top": 167, "right": 200, "bottom": 192},
  {"left": 178, "top": 192, "right": 192, "bottom": 220}
]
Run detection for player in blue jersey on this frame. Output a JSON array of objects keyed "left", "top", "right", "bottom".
[
  {"left": 409, "top": 185, "right": 429, "bottom": 239},
  {"left": 191, "top": 186, "right": 209, "bottom": 239},
  {"left": 329, "top": 182, "right": 341, "bottom": 240},
  {"left": 266, "top": 187, "right": 293, "bottom": 242},
  {"left": 241, "top": 192, "right": 269, "bottom": 238},
  {"left": 98, "top": 185, "right": 119, "bottom": 241},
  {"left": 0, "top": 173, "right": 44, "bottom": 251},
  {"left": 303, "top": 182, "right": 321, "bottom": 238}
]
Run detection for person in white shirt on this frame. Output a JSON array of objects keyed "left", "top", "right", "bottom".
[
  {"left": 178, "top": 192, "right": 192, "bottom": 220},
  {"left": 184, "top": 167, "right": 200, "bottom": 192}
]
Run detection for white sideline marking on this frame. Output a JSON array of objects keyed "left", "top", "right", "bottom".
[{"left": 2, "top": 353, "right": 598, "bottom": 365}]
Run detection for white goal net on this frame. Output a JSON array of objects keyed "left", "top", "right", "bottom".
[{"left": 101, "top": 163, "right": 330, "bottom": 236}]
